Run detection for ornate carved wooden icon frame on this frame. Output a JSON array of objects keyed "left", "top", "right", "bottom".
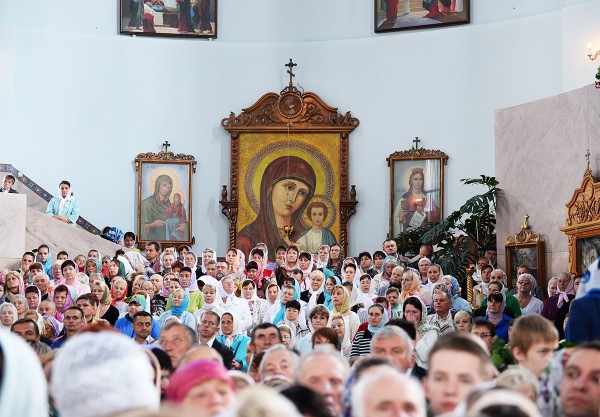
[
  {"left": 505, "top": 214, "right": 546, "bottom": 293},
  {"left": 135, "top": 142, "right": 197, "bottom": 247},
  {"left": 561, "top": 150, "right": 600, "bottom": 274},
  {"left": 220, "top": 60, "right": 359, "bottom": 257},
  {"left": 387, "top": 138, "right": 448, "bottom": 238}
]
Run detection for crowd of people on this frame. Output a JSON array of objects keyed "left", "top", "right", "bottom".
[{"left": 1, "top": 206, "right": 600, "bottom": 417}]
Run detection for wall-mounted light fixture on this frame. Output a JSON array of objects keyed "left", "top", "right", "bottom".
[{"left": 587, "top": 43, "right": 600, "bottom": 61}]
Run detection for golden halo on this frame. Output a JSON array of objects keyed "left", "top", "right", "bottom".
[
  {"left": 403, "top": 166, "right": 425, "bottom": 190},
  {"left": 299, "top": 194, "right": 337, "bottom": 230},
  {"left": 147, "top": 168, "right": 186, "bottom": 205}
]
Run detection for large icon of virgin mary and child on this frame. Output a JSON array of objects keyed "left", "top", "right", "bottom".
[
  {"left": 237, "top": 155, "right": 331, "bottom": 257},
  {"left": 392, "top": 166, "right": 439, "bottom": 236}
]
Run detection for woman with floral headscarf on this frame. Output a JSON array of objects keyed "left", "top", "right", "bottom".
[
  {"left": 326, "top": 244, "right": 343, "bottom": 277},
  {"left": 52, "top": 284, "right": 77, "bottom": 322},
  {"left": 216, "top": 311, "right": 250, "bottom": 371}
]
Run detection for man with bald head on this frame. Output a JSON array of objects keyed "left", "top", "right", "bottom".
[{"left": 353, "top": 366, "right": 426, "bottom": 417}]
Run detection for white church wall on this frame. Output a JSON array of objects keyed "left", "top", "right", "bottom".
[
  {"left": 562, "top": 0, "right": 600, "bottom": 91},
  {"left": 0, "top": 2, "right": 570, "bottom": 256}
]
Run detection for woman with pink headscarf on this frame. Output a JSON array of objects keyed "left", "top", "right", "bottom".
[{"left": 166, "top": 360, "right": 236, "bottom": 416}]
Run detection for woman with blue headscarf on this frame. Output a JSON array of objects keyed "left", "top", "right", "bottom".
[
  {"left": 158, "top": 288, "right": 196, "bottom": 330},
  {"left": 441, "top": 275, "right": 472, "bottom": 313},
  {"left": 350, "top": 303, "right": 389, "bottom": 358},
  {"left": 322, "top": 275, "right": 341, "bottom": 311},
  {"left": 270, "top": 279, "right": 302, "bottom": 325}
]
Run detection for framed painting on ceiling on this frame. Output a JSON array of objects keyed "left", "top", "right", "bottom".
[
  {"left": 374, "top": 0, "right": 470, "bottom": 33},
  {"left": 120, "top": 0, "right": 217, "bottom": 38},
  {"left": 220, "top": 61, "right": 360, "bottom": 258}
]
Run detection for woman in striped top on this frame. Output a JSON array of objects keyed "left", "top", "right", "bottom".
[{"left": 350, "top": 303, "right": 389, "bottom": 359}]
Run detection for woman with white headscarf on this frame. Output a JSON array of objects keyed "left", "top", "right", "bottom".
[
  {"left": 0, "top": 329, "right": 49, "bottom": 417},
  {"left": 216, "top": 311, "right": 251, "bottom": 371},
  {"left": 218, "top": 276, "right": 252, "bottom": 331}
]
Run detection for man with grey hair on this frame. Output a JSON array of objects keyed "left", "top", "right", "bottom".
[
  {"left": 370, "top": 325, "right": 415, "bottom": 373},
  {"left": 259, "top": 345, "right": 299, "bottom": 382},
  {"left": 353, "top": 366, "right": 426, "bottom": 417},
  {"left": 295, "top": 346, "right": 349, "bottom": 417},
  {"left": 425, "top": 287, "right": 455, "bottom": 334},
  {"left": 32, "top": 273, "right": 51, "bottom": 301},
  {"left": 38, "top": 300, "right": 57, "bottom": 317},
  {"left": 158, "top": 321, "right": 197, "bottom": 367}
]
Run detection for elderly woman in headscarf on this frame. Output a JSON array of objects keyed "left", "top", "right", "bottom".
[
  {"left": 417, "top": 257, "right": 432, "bottom": 285},
  {"left": 441, "top": 275, "right": 472, "bottom": 313},
  {"left": 350, "top": 303, "right": 389, "bottom": 359},
  {"left": 166, "top": 360, "right": 236, "bottom": 416},
  {"left": 90, "top": 278, "right": 120, "bottom": 325},
  {"left": 158, "top": 288, "right": 196, "bottom": 330},
  {"left": 216, "top": 311, "right": 251, "bottom": 371},
  {"left": 542, "top": 272, "right": 575, "bottom": 339},
  {"left": 400, "top": 269, "right": 429, "bottom": 306},
  {"left": 402, "top": 295, "right": 440, "bottom": 369},
  {"left": 110, "top": 276, "right": 129, "bottom": 316},
  {"left": 484, "top": 291, "right": 511, "bottom": 342},
  {"left": 0, "top": 302, "right": 18, "bottom": 329},
  {"left": 371, "top": 256, "right": 397, "bottom": 295},
  {"left": 316, "top": 245, "right": 330, "bottom": 269},
  {"left": 326, "top": 244, "right": 343, "bottom": 277},
  {"left": 51, "top": 284, "right": 77, "bottom": 322},
  {"left": 193, "top": 283, "right": 225, "bottom": 324},
  {"left": 84, "top": 257, "right": 103, "bottom": 279},
  {"left": 41, "top": 314, "right": 62, "bottom": 343}
]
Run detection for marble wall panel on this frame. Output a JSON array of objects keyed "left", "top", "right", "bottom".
[{"left": 496, "top": 84, "right": 600, "bottom": 280}]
